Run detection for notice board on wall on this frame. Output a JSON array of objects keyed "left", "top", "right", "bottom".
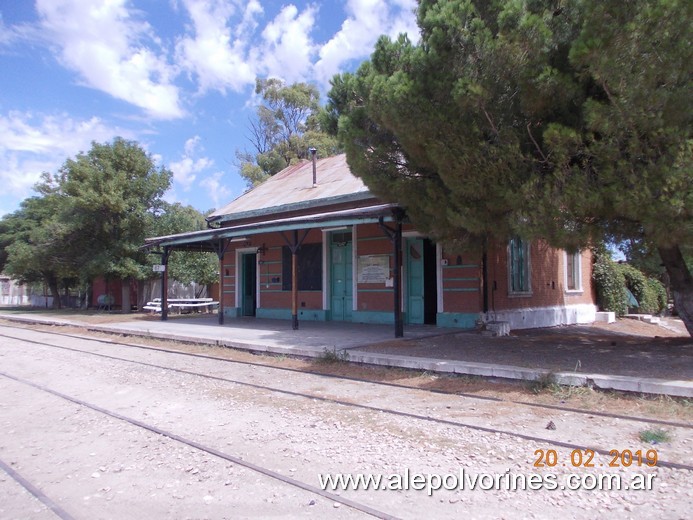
[{"left": 357, "top": 255, "right": 390, "bottom": 283}]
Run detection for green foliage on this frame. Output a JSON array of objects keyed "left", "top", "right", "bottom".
[
  {"left": 617, "top": 263, "right": 666, "bottom": 314},
  {"left": 0, "top": 195, "right": 78, "bottom": 307},
  {"left": 150, "top": 203, "right": 218, "bottom": 287},
  {"left": 638, "top": 428, "right": 671, "bottom": 444},
  {"left": 528, "top": 372, "right": 557, "bottom": 394},
  {"left": 592, "top": 246, "right": 667, "bottom": 315},
  {"left": 592, "top": 247, "right": 627, "bottom": 316},
  {"left": 1, "top": 138, "right": 173, "bottom": 300},
  {"left": 648, "top": 278, "right": 669, "bottom": 314},
  {"left": 36, "top": 138, "right": 172, "bottom": 282},
  {"left": 237, "top": 79, "right": 341, "bottom": 187},
  {"left": 329, "top": 0, "right": 693, "bottom": 333},
  {"left": 316, "top": 347, "right": 350, "bottom": 364}
]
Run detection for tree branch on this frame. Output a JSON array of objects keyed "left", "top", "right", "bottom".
[{"left": 526, "top": 123, "right": 549, "bottom": 163}]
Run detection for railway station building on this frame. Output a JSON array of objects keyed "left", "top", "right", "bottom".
[{"left": 144, "top": 153, "right": 597, "bottom": 334}]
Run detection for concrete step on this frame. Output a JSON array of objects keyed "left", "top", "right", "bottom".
[{"left": 625, "top": 314, "right": 661, "bottom": 325}]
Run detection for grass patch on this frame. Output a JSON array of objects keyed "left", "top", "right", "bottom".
[
  {"left": 528, "top": 372, "right": 556, "bottom": 394},
  {"left": 316, "top": 347, "right": 350, "bottom": 364},
  {"left": 547, "top": 382, "right": 592, "bottom": 400},
  {"left": 639, "top": 428, "right": 672, "bottom": 444}
]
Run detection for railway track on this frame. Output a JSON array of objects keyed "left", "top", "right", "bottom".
[
  {"left": 0, "top": 324, "right": 689, "bottom": 430},
  {"left": 0, "top": 325, "right": 691, "bottom": 474},
  {"left": 0, "top": 369, "right": 399, "bottom": 520}
]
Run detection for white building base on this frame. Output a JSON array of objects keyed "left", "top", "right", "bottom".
[
  {"left": 595, "top": 311, "right": 616, "bottom": 323},
  {"left": 485, "top": 304, "right": 597, "bottom": 330}
]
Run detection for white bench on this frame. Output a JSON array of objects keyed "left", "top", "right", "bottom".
[{"left": 144, "top": 298, "right": 218, "bottom": 314}]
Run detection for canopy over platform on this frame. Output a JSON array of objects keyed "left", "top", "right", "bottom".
[{"left": 143, "top": 203, "right": 400, "bottom": 253}]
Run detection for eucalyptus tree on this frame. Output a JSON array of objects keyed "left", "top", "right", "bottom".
[{"left": 237, "top": 78, "right": 341, "bottom": 186}]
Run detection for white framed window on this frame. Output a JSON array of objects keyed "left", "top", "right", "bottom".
[
  {"left": 508, "top": 237, "right": 531, "bottom": 295},
  {"left": 565, "top": 250, "right": 582, "bottom": 292}
]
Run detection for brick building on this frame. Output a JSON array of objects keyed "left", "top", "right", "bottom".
[{"left": 145, "top": 154, "right": 596, "bottom": 333}]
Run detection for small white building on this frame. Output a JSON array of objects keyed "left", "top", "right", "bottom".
[{"left": 0, "top": 275, "right": 31, "bottom": 306}]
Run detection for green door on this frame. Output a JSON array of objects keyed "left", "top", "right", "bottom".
[
  {"left": 241, "top": 253, "right": 257, "bottom": 317},
  {"left": 406, "top": 238, "right": 424, "bottom": 324},
  {"left": 330, "top": 232, "right": 353, "bottom": 321}
]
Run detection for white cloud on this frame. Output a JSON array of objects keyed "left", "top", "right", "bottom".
[
  {"left": 258, "top": 4, "right": 317, "bottom": 83},
  {"left": 35, "top": 0, "right": 184, "bottom": 120},
  {"left": 314, "top": 0, "right": 418, "bottom": 84},
  {"left": 176, "top": 0, "right": 319, "bottom": 92},
  {"left": 175, "top": 0, "right": 260, "bottom": 94},
  {"left": 199, "top": 170, "right": 232, "bottom": 211},
  {"left": 0, "top": 111, "right": 134, "bottom": 203},
  {"left": 169, "top": 135, "right": 213, "bottom": 191},
  {"left": 389, "top": 0, "right": 419, "bottom": 39}
]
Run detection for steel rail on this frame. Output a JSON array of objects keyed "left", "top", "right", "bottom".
[
  {"left": 1, "top": 330, "right": 691, "bottom": 472},
  {"left": 0, "top": 369, "right": 400, "bottom": 520},
  {"left": 0, "top": 458, "right": 77, "bottom": 520},
  {"left": 0, "top": 325, "right": 690, "bottom": 430}
]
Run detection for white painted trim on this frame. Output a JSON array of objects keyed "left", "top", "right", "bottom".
[
  {"left": 564, "top": 250, "right": 583, "bottom": 293},
  {"left": 235, "top": 248, "right": 257, "bottom": 310},
  {"left": 322, "top": 230, "right": 329, "bottom": 311},
  {"left": 436, "top": 243, "right": 444, "bottom": 313},
  {"left": 322, "top": 226, "right": 349, "bottom": 232},
  {"left": 352, "top": 225, "right": 358, "bottom": 311},
  {"left": 322, "top": 227, "right": 357, "bottom": 312}
]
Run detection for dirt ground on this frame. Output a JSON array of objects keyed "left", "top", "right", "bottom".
[
  {"left": 0, "top": 308, "right": 690, "bottom": 418},
  {"left": 1, "top": 313, "right": 690, "bottom": 424},
  {"left": 0, "top": 325, "right": 691, "bottom": 519},
  {"left": 354, "top": 317, "right": 692, "bottom": 380}
]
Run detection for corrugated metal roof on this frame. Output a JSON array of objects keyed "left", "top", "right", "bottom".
[
  {"left": 208, "top": 154, "right": 371, "bottom": 221},
  {"left": 143, "top": 203, "right": 398, "bottom": 251}
]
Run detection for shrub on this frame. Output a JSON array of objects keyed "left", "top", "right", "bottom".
[
  {"left": 647, "top": 278, "right": 668, "bottom": 314},
  {"left": 617, "top": 264, "right": 666, "bottom": 314},
  {"left": 592, "top": 248, "right": 627, "bottom": 315},
  {"left": 316, "top": 347, "right": 349, "bottom": 364}
]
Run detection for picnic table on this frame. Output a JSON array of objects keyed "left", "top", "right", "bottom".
[{"left": 143, "top": 297, "right": 219, "bottom": 314}]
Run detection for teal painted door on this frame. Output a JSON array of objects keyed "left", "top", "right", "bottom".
[
  {"left": 241, "top": 253, "right": 257, "bottom": 316},
  {"left": 330, "top": 233, "right": 353, "bottom": 321},
  {"left": 406, "top": 238, "right": 424, "bottom": 324}
]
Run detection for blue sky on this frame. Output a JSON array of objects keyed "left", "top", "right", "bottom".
[{"left": 0, "top": 0, "right": 418, "bottom": 216}]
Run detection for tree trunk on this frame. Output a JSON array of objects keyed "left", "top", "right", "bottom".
[
  {"left": 47, "top": 275, "right": 61, "bottom": 309},
  {"left": 121, "top": 278, "right": 131, "bottom": 314},
  {"left": 658, "top": 244, "right": 693, "bottom": 337},
  {"left": 137, "top": 279, "right": 150, "bottom": 312}
]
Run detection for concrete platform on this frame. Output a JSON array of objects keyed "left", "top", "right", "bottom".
[{"left": 1, "top": 312, "right": 691, "bottom": 398}]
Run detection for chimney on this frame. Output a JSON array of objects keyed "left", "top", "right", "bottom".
[{"left": 309, "top": 147, "right": 317, "bottom": 187}]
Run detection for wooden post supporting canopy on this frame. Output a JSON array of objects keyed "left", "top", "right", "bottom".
[
  {"left": 379, "top": 210, "right": 405, "bottom": 338},
  {"left": 292, "top": 231, "right": 299, "bottom": 330},
  {"left": 161, "top": 246, "right": 170, "bottom": 322},
  {"left": 280, "top": 229, "right": 310, "bottom": 330},
  {"left": 213, "top": 238, "right": 230, "bottom": 325}
]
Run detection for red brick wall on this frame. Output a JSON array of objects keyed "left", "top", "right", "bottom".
[
  {"left": 485, "top": 240, "right": 594, "bottom": 311},
  {"left": 219, "top": 227, "right": 595, "bottom": 317},
  {"left": 355, "top": 223, "right": 395, "bottom": 313},
  {"left": 439, "top": 248, "right": 483, "bottom": 313},
  {"left": 223, "top": 229, "right": 324, "bottom": 310}
]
